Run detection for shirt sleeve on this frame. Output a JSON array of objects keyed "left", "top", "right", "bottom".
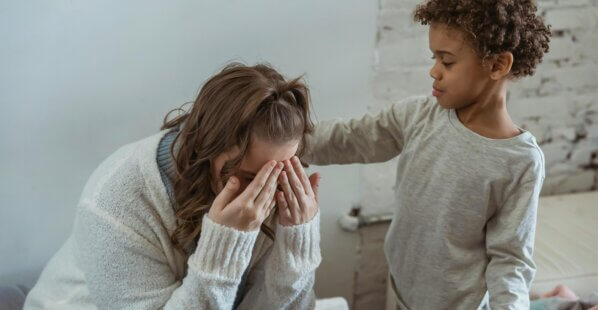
[
  {"left": 302, "top": 96, "right": 429, "bottom": 165},
  {"left": 485, "top": 177, "right": 544, "bottom": 309}
]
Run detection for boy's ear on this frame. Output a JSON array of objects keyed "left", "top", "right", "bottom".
[{"left": 490, "top": 52, "right": 514, "bottom": 80}]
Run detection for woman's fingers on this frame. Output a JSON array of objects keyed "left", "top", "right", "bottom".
[
  {"left": 309, "top": 172, "right": 320, "bottom": 203},
  {"left": 266, "top": 198, "right": 276, "bottom": 217},
  {"left": 276, "top": 191, "right": 292, "bottom": 220},
  {"left": 212, "top": 176, "right": 240, "bottom": 210},
  {"left": 284, "top": 159, "right": 308, "bottom": 208},
  {"left": 239, "top": 160, "right": 277, "bottom": 202},
  {"left": 254, "top": 162, "right": 283, "bottom": 210},
  {"left": 291, "top": 157, "right": 315, "bottom": 198},
  {"left": 230, "top": 158, "right": 318, "bottom": 228},
  {"left": 279, "top": 170, "right": 301, "bottom": 221}
]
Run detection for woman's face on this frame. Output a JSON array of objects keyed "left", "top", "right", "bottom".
[{"left": 211, "top": 136, "right": 300, "bottom": 195}]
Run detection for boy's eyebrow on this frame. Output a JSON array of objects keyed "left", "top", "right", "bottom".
[{"left": 433, "top": 50, "right": 456, "bottom": 56}]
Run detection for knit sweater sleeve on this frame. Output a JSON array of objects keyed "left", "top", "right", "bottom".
[
  {"left": 75, "top": 201, "right": 258, "bottom": 310},
  {"left": 236, "top": 212, "right": 322, "bottom": 310}
]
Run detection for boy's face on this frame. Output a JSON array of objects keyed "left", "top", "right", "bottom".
[{"left": 428, "top": 23, "right": 492, "bottom": 109}]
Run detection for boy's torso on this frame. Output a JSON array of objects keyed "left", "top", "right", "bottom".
[{"left": 385, "top": 99, "right": 542, "bottom": 309}]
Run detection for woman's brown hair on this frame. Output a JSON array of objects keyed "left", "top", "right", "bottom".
[{"left": 162, "top": 63, "right": 313, "bottom": 253}]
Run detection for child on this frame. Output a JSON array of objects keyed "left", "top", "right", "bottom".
[{"left": 304, "top": 0, "right": 551, "bottom": 309}]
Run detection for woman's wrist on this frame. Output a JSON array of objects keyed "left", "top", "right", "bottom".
[
  {"left": 188, "top": 215, "right": 259, "bottom": 281},
  {"left": 275, "top": 211, "right": 321, "bottom": 268}
]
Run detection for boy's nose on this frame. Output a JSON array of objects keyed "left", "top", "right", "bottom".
[{"left": 429, "top": 65, "right": 441, "bottom": 81}]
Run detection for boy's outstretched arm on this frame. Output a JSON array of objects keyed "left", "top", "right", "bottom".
[
  {"left": 485, "top": 177, "right": 544, "bottom": 310},
  {"left": 303, "top": 96, "right": 429, "bottom": 165}
]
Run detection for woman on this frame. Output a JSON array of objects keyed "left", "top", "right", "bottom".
[{"left": 24, "top": 63, "right": 322, "bottom": 309}]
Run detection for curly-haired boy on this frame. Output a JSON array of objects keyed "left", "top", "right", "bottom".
[{"left": 304, "top": 0, "right": 551, "bottom": 309}]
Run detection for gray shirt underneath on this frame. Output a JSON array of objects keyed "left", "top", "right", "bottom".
[{"left": 304, "top": 96, "right": 545, "bottom": 309}]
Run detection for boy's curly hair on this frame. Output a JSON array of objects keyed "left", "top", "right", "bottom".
[{"left": 414, "top": 0, "right": 551, "bottom": 77}]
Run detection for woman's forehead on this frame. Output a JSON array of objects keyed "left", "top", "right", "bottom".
[{"left": 240, "top": 138, "right": 300, "bottom": 173}]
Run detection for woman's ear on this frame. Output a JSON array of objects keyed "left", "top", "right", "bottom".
[{"left": 490, "top": 52, "right": 514, "bottom": 80}]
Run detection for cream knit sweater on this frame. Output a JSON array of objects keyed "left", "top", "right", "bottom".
[{"left": 24, "top": 130, "right": 321, "bottom": 310}]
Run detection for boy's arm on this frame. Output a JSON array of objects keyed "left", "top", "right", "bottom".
[
  {"left": 485, "top": 178, "right": 544, "bottom": 309},
  {"left": 303, "top": 96, "right": 428, "bottom": 165}
]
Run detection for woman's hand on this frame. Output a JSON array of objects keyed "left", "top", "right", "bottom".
[
  {"left": 208, "top": 160, "right": 283, "bottom": 231},
  {"left": 277, "top": 156, "right": 320, "bottom": 226}
]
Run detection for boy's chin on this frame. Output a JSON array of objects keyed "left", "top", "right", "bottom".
[
  {"left": 436, "top": 96, "right": 469, "bottom": 110},
  {"left": 435, "top": 97, "right": 456, "bottom": 109}
]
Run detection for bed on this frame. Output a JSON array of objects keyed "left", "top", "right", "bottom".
[{"left": 531, "top": 190, "right": 598, "bottom": 300}]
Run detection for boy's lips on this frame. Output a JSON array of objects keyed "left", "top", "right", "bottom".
[{"left": 432, "top": 86, "right": 445, "bottom": 97}]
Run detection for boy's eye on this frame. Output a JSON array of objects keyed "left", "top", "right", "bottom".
[{"left": 431, "top": 55, "right": 454, "bottom": 67}]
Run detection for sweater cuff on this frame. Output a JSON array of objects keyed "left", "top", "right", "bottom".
[
  {"left": 275, "top": 211, "right": 322, "bottom": 270},
  {"left": 188, "top": 215, "right": 259, "bottom": 282}
]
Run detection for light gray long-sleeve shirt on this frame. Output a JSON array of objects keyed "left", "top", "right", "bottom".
[{"left": 304, "top": 96, "right": 545, "bottom": 310}]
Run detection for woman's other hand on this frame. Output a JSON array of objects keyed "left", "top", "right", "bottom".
[{"left": 277, "top": 156, "right": 320, "bottom": 226}]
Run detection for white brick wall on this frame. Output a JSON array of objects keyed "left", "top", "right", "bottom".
[
  {"left": 508, "top": 0, "right": 598, "bottom": 195},
  {"left": 363, "top": 0, "right": 598, "bottom": 215}
]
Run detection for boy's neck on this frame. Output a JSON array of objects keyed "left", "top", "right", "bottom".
[{"left": 455, "top": 80, "right": 521, "bottom": 139}]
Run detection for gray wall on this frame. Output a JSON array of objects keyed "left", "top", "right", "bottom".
[{"left": 0, "top": 1, "right": 378, "bottom": 305}]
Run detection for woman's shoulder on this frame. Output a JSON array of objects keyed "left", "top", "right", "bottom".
[{"left": 77, "top": 130, "right": 174, "bottom": 227}]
